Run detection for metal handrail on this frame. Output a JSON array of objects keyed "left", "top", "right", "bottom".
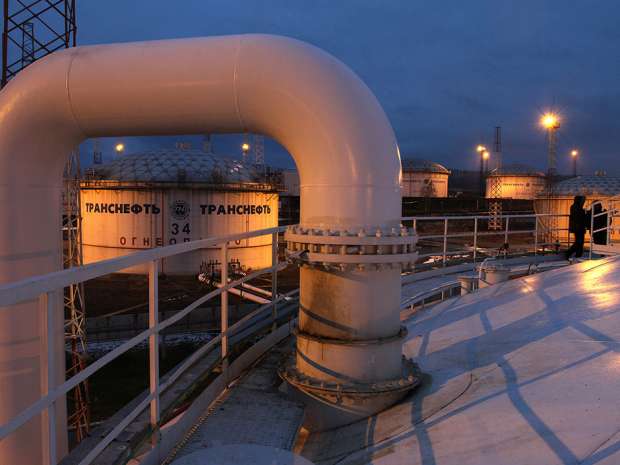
[
  {"left": 0, "top": 211, "right": 583, "bottom": 464},
  {"left": 404, "top": 212, "right": 570, "bottom": 267},
  {"left": 588, "top": 200, "right": 618, "bottom": 259},
  {"left": 400, "top": 280, "right": 460, "bottom": 310},
  {"left": 0, "top": 226, "right": 287, "bottom": 465}
]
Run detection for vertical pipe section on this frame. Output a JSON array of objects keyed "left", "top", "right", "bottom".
[{"left": 148, "top": 261, "right": 160, "bottom": 430}]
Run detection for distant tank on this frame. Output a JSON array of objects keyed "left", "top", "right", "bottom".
[
  {"left": 485, "top": 164, "right": 546, "bottom": 200},
  {"left": 80, "top": 149, "right": 278, "bottom": 274},
  {"left": 401, "top": 158, "right": 450, "bottom": 197}
]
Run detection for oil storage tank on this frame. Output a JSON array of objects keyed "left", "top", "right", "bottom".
[
  {"left": 80, "top": 149, "right": 278, "bottom": 274},
  {"left": 485, "top": 164, "right": 546, "bottom": 199},
  {"left": 401, "top": 158, "right": 450, "bottom": 197},
  {"left": 534, "top": 174, "right": 620, "bottom": 245}
]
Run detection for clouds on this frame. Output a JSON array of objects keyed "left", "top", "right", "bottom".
[{"left": 76, "top": 1, "right": 620, "bottom": 173}]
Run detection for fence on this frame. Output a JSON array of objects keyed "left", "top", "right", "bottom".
[
  {"left": 0, "top": 211, "right": 584, "bottom": 464},
  {"left": 0, "top": 226, "right": 289, "bottom": 465},
  {"left": 403, "top": 212, "right": 570, "bottom": 267}
]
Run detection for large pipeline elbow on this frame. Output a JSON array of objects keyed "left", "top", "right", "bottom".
[{"left": 0, "top": 34, "right": 413, "bottom": 462}]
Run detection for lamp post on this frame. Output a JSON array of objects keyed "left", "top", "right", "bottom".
[
  {"left": 571, "top": 149, "right": 578, "bottom": 177},
  {"left": 540, "top": 112, "right": 560, "bottom": 176},
  {"left": 476, "top": 145, "right": 487, "bottom": 196},
  {"left": 241, "top": 142, "right": 250, "bottom": 162}
]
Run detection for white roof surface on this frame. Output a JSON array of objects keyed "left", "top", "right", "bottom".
[{"left": 301, "top": 257, "right": 620, "bottom": 465}]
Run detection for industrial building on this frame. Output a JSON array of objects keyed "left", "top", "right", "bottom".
[
  {"left": 401, "top": 158, "right": 450, "bottom": 197},
  {"left": 485, "top": 163, "right": 546, "bottom": 199},
  {"left": 80, "top": 149, "right": 279, "bottom": 274},
  {"left": 534, "top": 175, "right": 620, "bottom": 244}
]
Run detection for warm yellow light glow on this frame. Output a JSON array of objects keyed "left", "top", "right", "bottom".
[
  {"left": 541, "top": 113, "right": 560, "bottom": 129},
  {"left": 241, "top": 143, "right": 250, "bottom": 152},
  {"left": 115, "top": 143, "right": 125, "bottom": 153},
  {"left": 476, "top": 145, "right": 486, "bottom": 153},
  {"left": 571, "top": 149, "right": 578, "bottom": 157},
  {"left": 482, "top": 151, "right": 490, "bottom": 160}
]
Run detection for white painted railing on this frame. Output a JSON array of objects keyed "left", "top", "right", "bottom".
[
  {"left": 0, "top": 225, "right": 288, "bottom": 465},
  {"left": 589, "top": 200, "right": 620, "bottom": 259},
  {"left": 0, "top": 211, "right": 578, "bottom": 464},
  {"left": 403, "top": 212, "right": 570, "bottom": 267}
]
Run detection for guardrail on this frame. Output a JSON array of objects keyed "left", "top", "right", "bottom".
[
  {"left": 0, "top": 225, "right": 288, "bottom": 465},
  {"left": 403, "top": 212, "right": 570, "bottom": 267},
  {"left": 400, "top": 281, "right": 461, "bottom": 312},
  {"left": 589, "top": 200, "right": 620, "bottom": 259},
  {"left": 0, "top": 211, "right": 579, "bottom": 464}
]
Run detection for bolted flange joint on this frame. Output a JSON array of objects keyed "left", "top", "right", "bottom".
[{"left": 284, "top": 225, "right": 418, "bottom": 270}]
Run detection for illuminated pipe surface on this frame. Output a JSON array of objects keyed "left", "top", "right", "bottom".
[{"left": 0, "top": 34, "right": 401, "bottom": 463}]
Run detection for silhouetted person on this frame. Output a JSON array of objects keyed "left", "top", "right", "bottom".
[
  {"left": 591, "top": 202, "right": 610, "bottom": 245},
  {"left": 566, "top": 195, "right": 587, "bottom": 259}
]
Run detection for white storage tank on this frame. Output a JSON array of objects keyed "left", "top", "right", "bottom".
[
  {"left": 485, "top": 164, "right": 546, "bottom": 199},
  {"left": 534, "top": 175, "right": 620, "bottom": 245},
  {"left": 401, "top": 158, "right": 450, "bottom": 197},
  {"left": 80, "top": 149, "right": 278, "bottom": 274}
]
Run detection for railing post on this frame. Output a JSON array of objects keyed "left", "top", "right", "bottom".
[
  {"left": 148, "top": 260, "right": 160, "bottom": 436},
  {"left": 40, "top": 291, "right": 57, "bottom": 465},
  {"left": 271, "top": 231, "right": 278, "bottom": 330},
  {"left": 504, "top": 216, "right": 510, "bottom": 246},
  {"left": 534, "top": 216, "right": 538, "bottom": 255},
  {"left": 442, "top": 218, "right": 448, "bottom": 266},
  {"left": 590, "top": 204, "right": 595, "bottom": 259},
  {"left": 221, "top": 242, "right": 229, "bottom": 373},
  {"left": 473, "top": 217, "right": 478, "bottom": 268}
]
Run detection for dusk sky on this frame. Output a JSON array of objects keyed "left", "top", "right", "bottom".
[{"left": 75, "top": 1, "right": 620, "bottom": 174}]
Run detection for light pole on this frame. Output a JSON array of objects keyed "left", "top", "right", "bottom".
[
  {"left": 540, "top": 112, "right": 560, "bottom": 176},
  {"left": 241, "top": 142, "right": 250, "bottom": 162},
  {"left": 571, "top": 149, "right": 578, "bottom": 177},
  {"left": 476, "top": 145, "right": 487, "bottom": 196},
  {"left": 115, "top": 142, "right": 125, "bottom": 156}
]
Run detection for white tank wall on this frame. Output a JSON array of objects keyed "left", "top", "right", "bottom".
[
  {"left": 486, "top": 175, "right": 546, "bottom": 200},
  {"left": 401, "top": 171, "right": 448, "bottom": 197},
  {"left": 81, "top": 187, "right": 278, "bottom": 274}
]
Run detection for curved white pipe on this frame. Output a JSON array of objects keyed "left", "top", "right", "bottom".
[{"left": 0, "top": 34, "right": 401, "bottom": 462}]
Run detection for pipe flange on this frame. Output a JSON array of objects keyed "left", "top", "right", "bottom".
[
  {"left": 285, "top": 225, "right": 418, "bottom": 267},
  {"left": 279, "top": 356, "right": 421, "bottom": 395}
]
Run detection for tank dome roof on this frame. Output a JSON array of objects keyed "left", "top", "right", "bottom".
[
  {"left": 85, "top": 149, "right": 269, "bottom": 186},
  {"left": 489, "top": 163, "right": 545, "bottom": 177},
  {"left": 545, "top": 175, "right": 620, "bottom": 197},
  {"left": 402, "top": 158, "right": 450, "bottom": 174}
]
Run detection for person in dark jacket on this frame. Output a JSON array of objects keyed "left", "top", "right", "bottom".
[
  {"left": 566, "top": 195, "right": 587, "bottom": 259},
  {"left": 591, "top": 201, "right": 610, "bottom": 245}
]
